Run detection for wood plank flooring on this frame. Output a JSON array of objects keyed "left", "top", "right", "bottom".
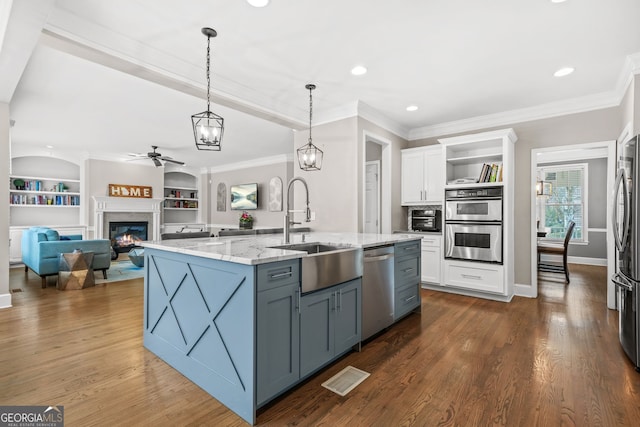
[{"left": 1, "top": 264, "right": 639, "bottom": 426}]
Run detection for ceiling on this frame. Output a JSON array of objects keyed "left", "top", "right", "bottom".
[{"left": 3, "top": 0, "right": 640, "bottom": 169}]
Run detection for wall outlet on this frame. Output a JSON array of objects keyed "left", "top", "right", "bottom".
[{"left": 310, "top": 211, "right": 316, "bottom": 221}]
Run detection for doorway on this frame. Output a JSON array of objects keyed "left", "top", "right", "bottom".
[
  {"left": 530, "top": 140, "right": 616, "bottom": 308},
  {"left": 365, "top": 161, "right": 381, "bottom": 233},
  {"left": 363, "top": 131, "right": 391, "bottom": 234}
]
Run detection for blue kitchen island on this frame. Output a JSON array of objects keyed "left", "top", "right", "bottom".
[{"left": 141, "top": 232, "right": 421, "bottom": 425}]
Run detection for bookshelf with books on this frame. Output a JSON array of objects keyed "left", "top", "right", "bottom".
[
  {"left": 9, "top": 156, "right": 82, "bottom": 227},
  {"left": 163, "top": 171, "right": 200, "bottom": 224},
  {"left": 439, "top": 129, "right": 515, "bottom": 188}
]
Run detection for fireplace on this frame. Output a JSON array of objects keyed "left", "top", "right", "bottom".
[{"left": 109, "top": 221, "right": 148, "bottom": 253}]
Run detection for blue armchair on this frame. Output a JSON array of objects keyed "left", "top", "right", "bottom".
[{"left": 22, "top": 227, "right": 112, "bottom": 288}]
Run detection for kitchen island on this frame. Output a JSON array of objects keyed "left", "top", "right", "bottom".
[{"left": 141, "top": 232, "right": 421, "bottom": 425}]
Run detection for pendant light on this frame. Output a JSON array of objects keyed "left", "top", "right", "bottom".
[
  {"left": 191, "top": 27, "right": 224, "bottom": 151},
  {"left": 297, "top": 84, "right": 323, "bottom": 171}
]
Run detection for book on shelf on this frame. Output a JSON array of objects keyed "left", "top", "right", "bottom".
[
  {"left": 476, "top": 163, "right": 503, "bottom": 183},
  {"left": 489, "top": 164, "right": 498, "bottom": 182}
]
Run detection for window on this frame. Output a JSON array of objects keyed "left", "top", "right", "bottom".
[{"left": 538, "top": 163, "right": 588, "bottom": 243}]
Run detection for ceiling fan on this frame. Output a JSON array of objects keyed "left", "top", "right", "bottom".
[{"left": 127, "top": 145, "right": 185, "bottom": 167}]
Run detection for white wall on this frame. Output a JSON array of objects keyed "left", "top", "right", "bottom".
[
  {"left": 208, "top": 159, "right": 293, "bottom": 228},
  {"left": 1, "top": 103, "right": 11, "bottom": 308},
  {"left": 293, "top": 117, "right": 359, "bottom": 232},
  {"left": 85, "top": 159, "right": 164, "bottom": 237}
]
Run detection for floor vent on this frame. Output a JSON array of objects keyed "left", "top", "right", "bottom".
[
  {"left": 321, "top": 366, "right": 370, "bottom": 396},
  {"left": 10, "top": 288, "right": 23, "bottom": 293}
]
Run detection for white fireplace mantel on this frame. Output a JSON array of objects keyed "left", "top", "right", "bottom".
[{"left": 93, "top": 196, "right": 163, "bottom": 241}]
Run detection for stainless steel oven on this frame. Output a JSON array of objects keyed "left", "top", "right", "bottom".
[
  {"left": 445, "top": 187, "right": 503, "bottom": 263},
  {"left": 445, "top": 222, "right": 502, "bottom": 263},
  {"left": 445, "top": 187, "right": 502, "bottom": 222}
]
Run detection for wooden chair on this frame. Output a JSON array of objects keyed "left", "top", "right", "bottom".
[{"left": 537, "top": 221, "right": 576, "bottom": 283}]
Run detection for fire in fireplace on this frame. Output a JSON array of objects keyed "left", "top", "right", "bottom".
[{"left": 109, "top": 221, "right": 148, "bottom": 253}]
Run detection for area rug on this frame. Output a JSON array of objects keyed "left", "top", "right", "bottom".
[{"left": 96, "top": 260, "right": 144, "bottom": 284}]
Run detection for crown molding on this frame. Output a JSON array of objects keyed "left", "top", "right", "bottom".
[
  {"left": 410, "top": 52, "right": 640, "bottom": 141},
  {"left": 357, "top": 101, "right": 410, "bottom": 139},
  {"left": 207, "top": 153, "right": 293, "bottom": 174},
  {"left": 409, "top": 91, "right": 620, "bottom": 141}
]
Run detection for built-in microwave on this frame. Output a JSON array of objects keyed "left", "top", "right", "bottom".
[{"left": 411, "top": 208, "right": 442, "bottom": 232}]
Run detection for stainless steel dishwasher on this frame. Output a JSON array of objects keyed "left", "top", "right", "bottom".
[{"left": 362, "top": 245, "right": 395, "bottom": 341}]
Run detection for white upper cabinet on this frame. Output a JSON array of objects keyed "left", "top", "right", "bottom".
[{"left": 401, "top": 145, "right": 444, "bottom": 205}]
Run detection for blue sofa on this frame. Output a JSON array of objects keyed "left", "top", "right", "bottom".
[{"left": 21, "top": 227, "right": 112, "bottom": 288}]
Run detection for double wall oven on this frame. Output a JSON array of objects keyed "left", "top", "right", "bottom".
[{"left": 444, "top": 187, "right": 503, "bottom": 263}]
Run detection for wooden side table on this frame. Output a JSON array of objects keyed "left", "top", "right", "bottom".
[{"left": 58, "top": 250, "right": 95, "bottom": 290}]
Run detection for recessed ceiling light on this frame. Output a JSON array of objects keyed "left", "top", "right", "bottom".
[
  {"left": 45, "top": 145, "right": 54, "bottom": 149},
  {"left": 351, "top": 65, "right": 367, "bottom": 76},
  {"left": 554, "top": 67, "right": 575, "bottom": 77},
  {"left": 406, "top": 105, "right": 418, "bottom": 112},
  {"left": 550, "top": 0, "right": 567, "bottom": 3},
  {"left": 247, "top": 0, "right": 269, "bottom": 7}
]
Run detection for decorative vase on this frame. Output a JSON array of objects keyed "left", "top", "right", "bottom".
[{"left": 239, "top": 221, "right": 253, "bottom": 230}]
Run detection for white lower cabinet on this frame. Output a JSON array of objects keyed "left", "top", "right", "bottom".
[
  {"left": 443, "top": 260, "right": 504, "bottom": 295},
  {"left": 420, "top": 235, "right": 441, "bottom": 285}
]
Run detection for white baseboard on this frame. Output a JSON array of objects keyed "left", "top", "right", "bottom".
[
  {"left": 539, "top": 254, "right": 607, "bottom": 266},
  {"left": 0, "top": 293, "right": 12, "bottom": 309},
  {"left": 514, "top": 283, "right": 537, "bottom": 298}
]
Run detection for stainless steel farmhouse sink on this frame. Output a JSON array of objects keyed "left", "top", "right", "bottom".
[{"left": 269, "top": 242, "right": 363, "bottom": 293}]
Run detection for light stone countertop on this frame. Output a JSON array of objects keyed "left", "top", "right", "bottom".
[{"left": 141, "top": 232, "right": 421, "bottom": 265}]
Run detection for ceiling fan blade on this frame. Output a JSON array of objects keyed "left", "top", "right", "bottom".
[
  {"left": 128, "top": 153, "right": 147, "bottom": 157},
  {"left": 125, "top": 157, "right": 146, "bottom": 162},
  {"left": 162, "top": 158, "right": 185, "bottom": 165},
  {"left": 152, "top": 158, "right": 162, "bottom": 167}
]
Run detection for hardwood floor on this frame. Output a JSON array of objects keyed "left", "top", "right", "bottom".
[{"left": 2, "top": 264, "right": 639, "bottom": 426}]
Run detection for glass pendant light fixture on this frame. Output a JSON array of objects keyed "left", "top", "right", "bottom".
[
  {"left": 297, "top": 83, "right": 323, "bottom": 171},
  {"left": 192, "top": 27, "right": 224, "bottom": 151}
]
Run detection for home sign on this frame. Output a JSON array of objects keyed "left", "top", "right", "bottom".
[{"left": 108, "top": 184, "right": 153, "bottom": 198}]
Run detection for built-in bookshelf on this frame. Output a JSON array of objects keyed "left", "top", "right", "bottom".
[
  {"left": 163, "top": 171, "right": 199, "bottom": 224},
  {"left": 9, "top": 157, "right": 82, "bottom": 227},
  {"left": 10, "top": 175, "right": 81, "bottom": 206}
]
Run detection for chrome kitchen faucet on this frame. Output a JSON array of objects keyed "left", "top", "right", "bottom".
[{"left": 284, "top": 177, "right": 311, "bottom": 243}]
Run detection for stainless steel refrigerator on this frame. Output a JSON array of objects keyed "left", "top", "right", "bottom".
[{"left": 612, "top": 134, "right": 640, "bottom": 371}]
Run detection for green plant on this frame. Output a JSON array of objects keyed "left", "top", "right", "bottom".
[{"left": 239, "top": 211, "right": 253, "bottom": 224}]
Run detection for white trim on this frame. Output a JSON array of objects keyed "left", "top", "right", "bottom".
[
  {"left": 537, "top": 162, "right": 589, "bottom": 244},
  {"left": 587, "top": 228, "right": 607, "bottom": 233},
  {"left": 93, "top": 196, "right": 163, "bottom": 241},
  {"left": 514, "top": 283, "right": 536, "bottom": 298},
  {"left": 411, "top": 92, "right": 620, "bottom": 140},
  {"left": 364, "top": 160, "right": 381, "bottom": 234},
  {"left": 0, "top": 293, "right": 12, "bottom": 309},
  {"left": 537, "top": 147, "right": 608, "bottom": 163},
  {"left": 618, "top": 122, "right": 634, "bottom": 146},
  {"left": 362, "top": 130, "right": 392, "bottom": 234},
  {"left": 539, "top": 254, "right": 607, "bottom": 266},
  {"left": 207, "top": 154, "right": 293, "bottom": 174},
  {"left": 437, "top": 128, "right": 517, "bottom": 146},
  {"left": 357, "top": 102, "right": 410, "bottom": 140}
]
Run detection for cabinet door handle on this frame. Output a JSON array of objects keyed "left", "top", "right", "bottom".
[
  {"left": 461, "top": 274, "right": 482, "bottom": 280},
  {"left": 403, "top": 267, "right": 414, "bottom": 273},
  {"left": 405, "top": 295, "right": 417, "bottom": 303},
  {"left": 270, "top": 271, "right": 292, "bottom": 279},
  {"left": 295, "top": 289, "right": 300, "bottom": 314}
]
